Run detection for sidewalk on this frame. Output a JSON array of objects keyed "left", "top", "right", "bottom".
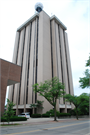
[
  {"left": 0, "top": 117, "right": 89, "bottom": 126},
  {"left": 0, "top": 118, "right": 54, "bottom": 125}
]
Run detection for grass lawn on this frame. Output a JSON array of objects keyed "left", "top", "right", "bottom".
[{"left": 0, "top": 123, "right": 22, "bottom": 126}]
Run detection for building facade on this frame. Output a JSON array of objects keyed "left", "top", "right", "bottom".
[
  {"left": 8, "top": 10, "right": 74, "bottom": 115},
  {"left": 0, "top": 59, "right": 21, "bottom": 115}
]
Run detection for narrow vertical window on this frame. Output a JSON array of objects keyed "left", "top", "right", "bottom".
[
  {"left": 18, "top": 28, "right": 26, "bottom": 105},
  {"left": 26, "top": 23, "right": 32, "bottom": 104},
  {"left": 16, "top": 32, "right": 20, "bottom": 64},
  {"left": 35, "top": 18, "right": 39, "bottom": 103},
  {"left": 12, "top": 32, "right": 20, "bottom": 103},
  {"left": 58, "top": 25, "right": 64, "bottom": 103},
  {"left": 32, "top": 19, "right": 37, "bottom": 103},
  {"left": 55, "top": 23, "right": 59, "bottom": 78},
  {"left": 50, "top": 21, "right": 53, "bottom": 78},
  {"left": 63, "top": 30, "right": 71, "bottom": 95}
]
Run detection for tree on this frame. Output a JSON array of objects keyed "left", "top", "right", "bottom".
[
  {"left": 33, "top": 77, "right": 65, "bottom": 121},
  {"left": 4, "top": 99, "right": 15, "bottom": 124},
  {"left": 30, "top": 100, "right": 44, "bottom": 113},
  {"left": 78, "top": 93, "right": 89, "bottom": 115},
  {"left": 86, "top": 55, "right": 90, "bottom": 67},
  {"left": 64, "top": 94, "right": 87, "bottom": 120},
  {"left": 36, "top": 100, "right": 44, "bottom": 110},
  {"left": 79, "top": 55, "right": 90, "bottom": 89},
  {"left": 30, "top": 103, "right": 37, "bottom": 109}
]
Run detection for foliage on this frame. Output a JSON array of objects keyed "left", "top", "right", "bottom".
[
  {"left": 45, "top": 109, "right": 71, "bottom": 117},
  {"left": 1, "top": 116, "right": 27, "bottom": 122},
  {"left": 78, "top": 93, "right": 89, "bottom": 115},
  {"left": 3, "top": 99, "right": 15, "bottom": 124},
  {"left": 58, "top": 113, "right": 71, "bottom": 117},
  {"left": 1, "top": 123, "right": 21, "bottom": 126},
  {"left": 10, "top": 116, "right": 27, "bottom": 121},
  {"left": 42, "top": 113, "right": 50, "bottom": 117},
  {"left": 30, "top": 100, "right": 44, "bottom": 112},
  {"left": 36, "top": 100, "right": 44, "bottom": 109},
  {"left": 1, "top": 117, "right": 7, "bottom": 122},
  {"left": 31, "top": 114, "right": 41, "bottom": 118},
  {"left": 33, "top": 77, "right": 65, "bottom": 121},
  {"left": 46, "top": 109, "right": 60, "bottom": 116},
  {"left": 30, "top": 103, "right": 37, "bottom": 108},
  {"left": 64, "top": 93, "right": 89, "bottom": 120},
  {"left": 69, "top": 109, "right": 77, "bottom": 116},
  {"left": 86, "top": 56, "right": 90, "bottom": 66},
  {"left": 79, "top": 55, "right": 90, "bottom": 89},
  {"left": 46, "top": 109, "right": 54, "bottom": 115},
  {"left": 79, "top": 69, "right": 90, "bottom": 88}
]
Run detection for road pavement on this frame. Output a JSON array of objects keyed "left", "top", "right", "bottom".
[{"left": 0, "top": 118, "right": 90, "bottom": 135}]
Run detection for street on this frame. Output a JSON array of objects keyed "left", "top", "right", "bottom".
[{"left": 1, "top": 119, "right": 90, "bottom": 135}]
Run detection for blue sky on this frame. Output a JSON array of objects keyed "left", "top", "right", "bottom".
[{"left": 0, "top": 0, "right": 90, "bottom": 101}]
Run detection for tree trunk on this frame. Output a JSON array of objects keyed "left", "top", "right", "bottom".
[
  {"left": 54, "top": 104, "right": 57, "bottom": 121},
  {"left": 76, "top": 108, "right": 78, "bottom": 120}
]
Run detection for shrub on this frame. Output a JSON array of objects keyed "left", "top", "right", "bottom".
[
  {"left": 78, "top": 111, "right": 84, "bottom": 116},
  {"left": 70, "top": 109, "right": 85, "bottom": 116},
  {"left": 1, "top": 116, "right": 27, "bottom": 122},
  {"left": 69, "top": 109, "right": 76, "bottom": 116},
  {"left": 45, "top": 109, "right": 71, "bottom": 117},
  {"left": 58, "top": 113, "right": 71, "bottom": 117},
  {"left": 42, "top": 113, "right": 50, "bottom": 117},
  {"left": 10, "top": 116, "right": 27, "bottom": 121},
  {"left": 31, "top": 114, "right": 41, "bottom": 118},
  {"left": 50, "top": 114, "right": 54, "bottom": 117},
  {"left": 46, "top": 109, "right": 60, "bottom": 116},
  {"left": 46, "top": 109, "right": 54, "bottom": 115},
  {"left": 1, "top": 117, "right": 7, "bottom": 122}
]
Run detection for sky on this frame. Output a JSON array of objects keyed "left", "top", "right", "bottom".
[{"left": 0, "top": 0, "right": 90, "bottom": 100}]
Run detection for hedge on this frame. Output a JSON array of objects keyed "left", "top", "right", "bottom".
[
  {"left": 31, "top": 114, "right": 41, "bottom": 118},
  {"left": 1, "top": 117, "right": 7, "bottom": 122},
  {"left": 46, "top": 109, "right": 60, "bottom": 116},
  {"left": 1, "top": 116, "right": 27, "bottom": 122},
  {"left": 58, "top": 113, "right": 71, "bottom": 117},
  {"left": 50, "top": 114, "right": 54, "bottom": 117},
  {"left": 46, "top": 113, "right": 71, "bottom": 117},
  {"left": 10, "top": 116, "right": 27, "bottom": 121},
  {"left": 42, "top": 113, "right": 50, "bottom": 117}
]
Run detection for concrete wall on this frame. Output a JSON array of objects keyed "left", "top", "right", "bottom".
[
  {"left": 8, "top": 10, "right": 74, "bottom": 115},
  {"left": 37, "top": 11, "right": 53, "bottom": 113}
]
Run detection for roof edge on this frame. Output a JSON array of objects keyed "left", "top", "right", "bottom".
[
  {"left": 17, "top": 13, "right": 67, "bottom": 32},
  {"left": 50, "top": 15, "right": 67, "bottom": 30},
  {"left": 17, "top": 13, "right": 39, "bottom": 32}
]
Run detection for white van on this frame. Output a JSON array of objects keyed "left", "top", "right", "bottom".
[{"left": 18, "top": 112, "right": 30, "bottom": 119}]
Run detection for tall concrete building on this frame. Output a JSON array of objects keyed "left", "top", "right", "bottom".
[{"left": 8, "top": 4, "right": 74, "bottom": 115}]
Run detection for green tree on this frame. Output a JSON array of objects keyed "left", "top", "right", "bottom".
[
  {"left": 33, "top": 77, "right": 65, "bottom": 121},
  {"left": 78, "top": 93, "right": 89, "bottom": 115},
  {"left": 64, "top": 94, "right": 87, "bottom": 120},
  {"left": 79, "top": 55, "right": 90, "bottom": 89},
  {"left": 36, "top": 100, "right": 44, "bottom": 110},
  {"left": 86, "top": 56, "right": 90, "bottom": 66},
  {"left": 30, "top": 103, "right": 37, "bottom": 109},
  {"left": 30, "top": 100, "right": 44, "bottom": 113},
  {"left": 4, "top": 99, "right": 15, "bottom": 124}
]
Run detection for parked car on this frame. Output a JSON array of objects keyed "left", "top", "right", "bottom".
[{"left": 18, "top": 112, "right": 30, "bottom": 119}]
